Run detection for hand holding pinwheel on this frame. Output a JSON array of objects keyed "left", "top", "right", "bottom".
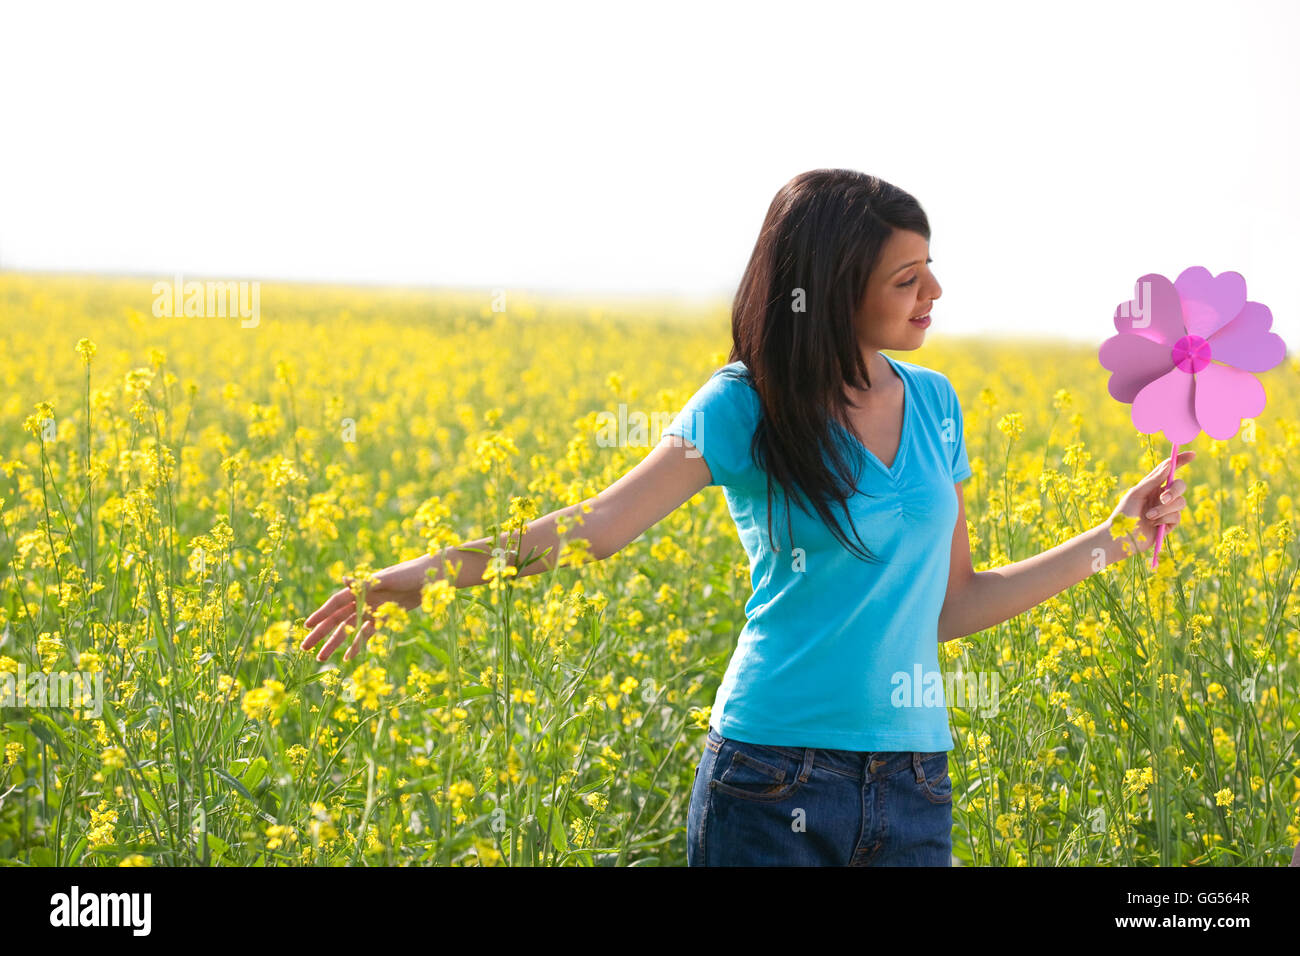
[
  {"left": 1099, "top": 267, "right": 1286, "bottom": 567},
  {"left": 1104, "top": 448, "right": 1195, "bottom": 558}
]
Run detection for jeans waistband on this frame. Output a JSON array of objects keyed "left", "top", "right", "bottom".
[{"left": 707, "top": 727, "right": 942, "bottom": 781}]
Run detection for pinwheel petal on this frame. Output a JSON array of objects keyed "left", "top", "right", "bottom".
[
  {"left": 1099, "top": 333, "right": 1175, "bottom": 402},
  {"left": 1206, "top": 301, "right": 1287, "bottom": 373},
  {"left": 1113, "top": 272, "right": 1184, "bottom": 345},
  {"left": 1194, "top": 362, "right": 1266, "bottom": 441},
  {"left": 1175, "top": 266, "right": 1247, "bottom": 340},
  {"left": 1132, "top": 367, "right": 1199, "bottom": 444}
]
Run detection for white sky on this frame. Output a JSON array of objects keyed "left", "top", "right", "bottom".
[{"left": 1, "top": 0, "right": 1297, "bottom": 342}]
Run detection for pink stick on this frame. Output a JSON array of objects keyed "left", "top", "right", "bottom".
[{"left": 1149, "top": 442, "right": 1179, "bottom": 569}]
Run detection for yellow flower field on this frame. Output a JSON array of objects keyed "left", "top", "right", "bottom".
[{"left": 1, "top": 273, "right": 1298, "bottom": 866}]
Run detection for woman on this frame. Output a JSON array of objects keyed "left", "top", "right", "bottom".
[{"left": 300, "top": 168, "right": 1193, "bottom": 867}]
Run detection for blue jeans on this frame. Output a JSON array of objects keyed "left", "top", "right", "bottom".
[{"left": 687, "top": 727, "right": 953, "bottom": 866}]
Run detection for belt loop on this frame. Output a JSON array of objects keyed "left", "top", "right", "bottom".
[
  {"left": 912, "top": 752, "right": 925, "bottom": 783},
  {"left": 798, "top": 747, "right": 816, "bottom": 782}
]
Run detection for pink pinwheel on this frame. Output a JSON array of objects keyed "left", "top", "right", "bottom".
[{"left": 1099, "top": 266, "right": 1286, "bottom": 567}]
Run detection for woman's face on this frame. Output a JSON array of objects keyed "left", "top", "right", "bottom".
[{"left": 855, "top": 228, "right": 941, "bottom": 352}]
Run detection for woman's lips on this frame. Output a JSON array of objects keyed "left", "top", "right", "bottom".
[{"left": 909, "top": 313, "right": 931, "bottom": 328}]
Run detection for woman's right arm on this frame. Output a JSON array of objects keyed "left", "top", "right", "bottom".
[{"left": 300, "top": 433, "right": 714, "bottom": 661}]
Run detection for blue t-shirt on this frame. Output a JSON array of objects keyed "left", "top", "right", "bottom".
[{"left": 662, "top": 352, "right": 971, "bottom": 752}]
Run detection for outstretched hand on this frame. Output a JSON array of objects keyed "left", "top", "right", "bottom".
[{"left": 299, "top": 566, "right": 425, "bottom": 662}]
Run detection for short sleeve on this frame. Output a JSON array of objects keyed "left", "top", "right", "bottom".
[
  {"left": 943, "top": 378, "right": 972, "bottom": 483},
  {"left": 661, "top": 366, "right": 761, "bottom": 488}
]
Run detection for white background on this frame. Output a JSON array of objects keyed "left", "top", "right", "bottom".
[{"left": 1, "top": 0, "right": 1296, "bottom": 342}]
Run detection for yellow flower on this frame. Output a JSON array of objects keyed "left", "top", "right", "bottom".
[
  {"left": 421, "top": 577, "right": 457, "bottom": 617},
  {"left": 345, "top": 660, "right": 393, "bottom": 711},
  {"left": 88, "top": 800, "right": 118, "bottom": 846},
  {"left": 447, "top": 780, "right": 475, "bottom": 809},
  {"left": 124, "top": 367, "right": 155, "bottom": 394},
  {"left": 307, "top": 801, "right": 338, "bottom": 844},
  {"left": 373, "top": 601, "right": 409, "bottom": 639},
  {"left": 995, "top": 811, "right": 1023, "bottom": 839},
  {"left": 688, "top": 705, "right": 711, "bottom": 730},
  {"left": 100, "top": 746, "right": 127, "bottom": 772},
  {"left": 506, "top": 495, "right": 540, "bottom": 533},
  {"left": 996, "top": 413, "right": 1024, "bottom": 442},
  {"left": 259, "top": 620, "right": 294, "bottom": 653},
  {"left": 1123, "top": 767, "right": 1154, "bottom": 797},
  {"left": 1109, "top": 513, "right": 1137, "bottom": 539},
  {"left": 240, "top": 679, "right": 288, "bottom": 726},
  {"left": 475, "top": 432, "right": 520, "bottom": 473},
  {"left": 1214, "top": 526, "right": 1250, "bottom": 566},
  {"left": 266, "top": 824, "right": 299, "bottom": 850}
]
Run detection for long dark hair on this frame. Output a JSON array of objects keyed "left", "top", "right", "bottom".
[{"left": 728, "top": 169, "right": 931, "bottom": 563}]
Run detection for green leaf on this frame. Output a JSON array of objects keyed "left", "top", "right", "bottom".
[
  {"left": 415, "top": 639, "right": 450, "bottom": 667},
  {"left": 213, "top": 766, "right": 255, "bottom": 802},
  {"left": 213, "top": 767, "right": 277, "bottom": 824},
  {"left": 67, "top": 836, "right": 88, "bottom": 866},
  {"left": 203, "top": 833, "right": 230, "bottom": 863},
  {"left": 27, "top": 716, "right": 58, "bottom": 749},
  {"left": 137, "top": 788, "right": 164, "bottom": 818},
  {"left": 548, "top": 815, "right": 569, "bottom": 855},
  {"left": 240, "top": 756, "right": 269, "bottom": 792}
]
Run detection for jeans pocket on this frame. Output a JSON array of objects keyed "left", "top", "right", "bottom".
[
  {"left": 917, "top": 751, "right": 952, "bottom": 805},
  {"left": 711, "top": 741, "right": 804, "bottom": 803}
]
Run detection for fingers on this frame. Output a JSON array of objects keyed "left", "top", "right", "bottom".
[
  {"left": 314, "top": 621, "right": 352, "bottom": 662},
  {"left": 304, "top": 586, "right": 354, "bottom": 629},
  {"left": 300, "top": 603, "right": 357, "bottom": 651},
  {"left": 1145, "top": 490, "right": 1187, "bottom": 522},
  {"left": 302, "top": 574, "right": 380, "bottom": 650},
  {"left": 302, "top": 573, "right": 388, "bottom": 660},
  {"left": 344, "top": 619, "right": 376, "bottom": 662},
  {"left": 1145, "top": 502, "right": 1184, "bottom": 522},
  {"left": 1147, "top": 449, "right": 1196, "bottom": 481},
  {"left": 1155, "top": 477, "right": 1186, "bottom": 501},
  {"left": 314, "top": 610, "right": 371, "bottom": 662}
]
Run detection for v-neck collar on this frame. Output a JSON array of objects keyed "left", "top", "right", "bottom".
[{"left": 836, "top": 352, "right": 913, "bottom": 482}]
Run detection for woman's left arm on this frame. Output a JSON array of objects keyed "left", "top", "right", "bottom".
[{"left": 937, "top": 450, "right": 1196, "bottom": 644}]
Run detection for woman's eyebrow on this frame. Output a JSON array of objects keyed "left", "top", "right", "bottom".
[{"left": 890, "top": 257, "right": 933, "bottom": 277}]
